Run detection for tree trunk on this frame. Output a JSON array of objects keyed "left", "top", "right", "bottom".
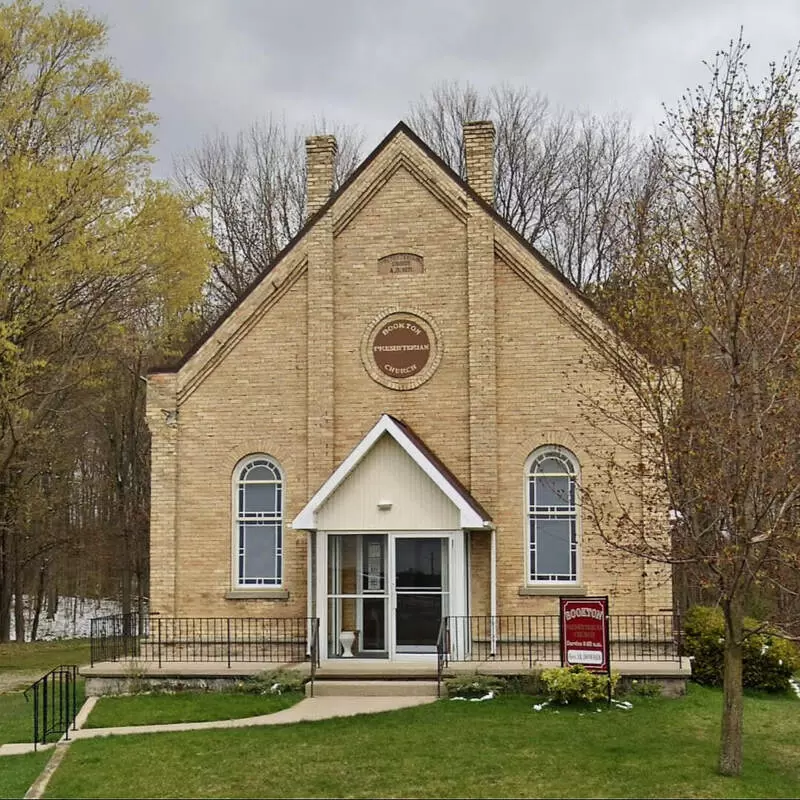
[
  {"left": 0, "top": 530, "right": 10, "bottom": 642},
  {"left": 29, "top": 562, "right": 47, "bottom": 641},
  {"left": 719, "top": 599, "right": 745, "bottom": 776},
  {"left": 46, "top": 585, "right": 58, "bottom": 620},
  {"left": 13, "top": 566, "right": 25, "bottom": 642}
]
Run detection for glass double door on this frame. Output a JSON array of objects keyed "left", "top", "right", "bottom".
[{"left": 326, "top": 533, "right": 449, "bottom": 657}]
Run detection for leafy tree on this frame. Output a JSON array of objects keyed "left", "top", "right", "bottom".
[
  {"left": 585, "top": 36, "right": 800, "bottom": 776},
  {"left": 0, "top": 0, "right": 212, "bottom": 640}
]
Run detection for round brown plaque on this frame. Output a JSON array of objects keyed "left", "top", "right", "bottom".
[
  {"left": 372, "top": 318, "right": 431, "bottom": 378},
  {"left": 361, "top": 309, "right": 442, "bottom": 391}
]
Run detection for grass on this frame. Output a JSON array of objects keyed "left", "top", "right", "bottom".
[
  {"left": 43, "top": 684, "right": 800, "bottom": 799},
  {"left": 0, "top": 681, "right": 85, "bottom": 746},
  {"left": 0, "top": 639, "right": 91, "bottom": 692},
  {"left": 86, "top": 690, "right": 304, "bottom": 727},
  {"left": 0, "top": 690, "right": 42, "bottom": 746},
  {"left": 0, "top": 751, "right": 52, "bottom": 800}
]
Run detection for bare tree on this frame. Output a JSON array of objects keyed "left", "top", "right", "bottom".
[
  {"left": 545, "top": 114, "right": 638, "bottom": 287},
  {"left": 175, "top": 117, "right": 364, "bottom": 318},
  {"left": 582, "top": 36, "right": 800, "bottom": 776},
  {"left": 408, "top": 82, "right": 644, "bottom": 288}
]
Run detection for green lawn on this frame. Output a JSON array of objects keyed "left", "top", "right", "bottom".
[
  {"left": 0, "top": 691, "right": 41, "bottom": 746},
  {"left": 0, "top": 751, "right": 52, "bottom": 800},
  {"left": 0, "top": 639, "right": 91, "bottom": 692},
  {"left": 86, "top": 691, "right": 303, "bottom": 727},
  {"left": 44, "top": 685, "right": 800, "bottom": 799}
]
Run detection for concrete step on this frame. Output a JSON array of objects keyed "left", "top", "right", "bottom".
[{"left": 307, "top": 679, "right": 439, "bottom": 698}]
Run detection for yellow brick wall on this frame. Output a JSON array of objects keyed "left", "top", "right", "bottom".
[
  {"left": 332, "top": 165, "right": 471, "bottom": 482},
  {"left": 494, "top": 258, "right": 671, "bottom": 615},
  {"left": 159, "top": 274, "right": 309, "bottom": 619}
]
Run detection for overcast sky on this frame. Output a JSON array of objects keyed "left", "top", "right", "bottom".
[{"left": 47, "top": 0, "right": 800, "bottom": 179}]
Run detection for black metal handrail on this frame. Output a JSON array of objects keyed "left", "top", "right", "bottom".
[
  {"left": 308, "top": 618, "right": 320, "bottom": 697},
  {"left": 440, "top": 614, "right": 681, "bottom": 664},
  {"left": 24, "top": 665, "right": 78, "bottom": 750},
  {"left": 91, "top": 614, "right": 319, "bottom": 667},
  {"left": 435, "top": 617, "right": 449, "bottom": 696}
]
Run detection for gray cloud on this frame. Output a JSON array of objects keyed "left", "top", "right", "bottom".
[{"left": 47, "top": 0, "right": 800, "bottom": 178}]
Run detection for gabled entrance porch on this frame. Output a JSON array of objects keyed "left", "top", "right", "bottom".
[{"left": 293, "top": 414, "right": 493, "bottom": 664}]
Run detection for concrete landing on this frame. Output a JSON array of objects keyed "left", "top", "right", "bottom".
[{"left": 308, "top": 680, "right": 439, "bottom": 697}]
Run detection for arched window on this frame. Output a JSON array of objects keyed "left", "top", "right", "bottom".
[
  {"left": 526, "top": 447, "right": 579, "bottom": 583},
  {"left": 235, "top": 457, "right": 283, "bottom": 587}
]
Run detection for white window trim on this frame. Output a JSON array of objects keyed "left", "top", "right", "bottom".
[
  {"left": 231, "top": 455, "right": 284, "bottom": 590},
  {"left": 524, "top": 446, "right": 581, "bottom": 586}
]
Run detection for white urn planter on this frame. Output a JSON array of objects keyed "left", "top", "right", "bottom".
[{"left": 339, "top": 630, "right": 356, "bottom": 658}]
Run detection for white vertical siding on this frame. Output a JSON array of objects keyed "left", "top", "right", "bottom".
[{"left": 316, "top": 434, "right": 460, "bottom": 530}]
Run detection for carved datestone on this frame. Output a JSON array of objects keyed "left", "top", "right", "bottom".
[{"left": 377, "top": 252, "right": 424, "bottom": 276}]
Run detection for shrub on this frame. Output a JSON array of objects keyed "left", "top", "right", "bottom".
[
  {"left": 238, "top": 669, "right": 306, "bottom": 695},
  {"left": 540, "top": 665, "right": 619, "bottom": 704},
  {"left": 444, "top": 674, "right": 505, "bottom": 698},
  {"left": 626, "top": 679, "right": 663, "bottom": 698},
  {"left": 683, "top": 605, "right": 800, "bottom": 692},
  {"left": 503, "top": 671, "right": 546, "bottom": 696}
]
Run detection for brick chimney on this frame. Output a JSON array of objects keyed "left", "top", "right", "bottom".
[
  {"left": 305, "top": 134, "right": 337, "bottom": 219},
  {"left": 463, "top": 121, "right": 495, "bottom": 205}
]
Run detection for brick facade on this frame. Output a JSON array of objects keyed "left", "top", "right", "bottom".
[{"left": 146, "top": 122, "right": 672, "bottom": 627}]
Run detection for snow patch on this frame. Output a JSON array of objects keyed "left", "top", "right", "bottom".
[
  {"left": 451, "top": 690, "right": 495, "bottom": 702},
  {"left": 8, "top": 595, "right": 123, "bottom": 641}
]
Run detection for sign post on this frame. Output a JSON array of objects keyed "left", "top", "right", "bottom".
[{"left": 559, "top": 596, "right": 611, "bottom": 704}]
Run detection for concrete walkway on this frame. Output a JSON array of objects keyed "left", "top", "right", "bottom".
[
  {"left": 1, "top": 692, "right": 436, "bottom": 756},
  {"left": 71, "top": 694, "right": 436, "bottom": 739}
]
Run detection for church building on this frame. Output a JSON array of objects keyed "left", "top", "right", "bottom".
[{"left": 145, "top": 121, "right": 671, "bottom": 664}]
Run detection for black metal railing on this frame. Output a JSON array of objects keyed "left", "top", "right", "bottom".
[
  {"left": 610, "top": 614, "right": 682, "bottom": 661},
  {"left": 24, "top": 665, "right": 78, "bottom": 750},
  {"left": 90, "top": 614, "right": 142, "bottom": 665},
  {"left": 308, "top": 617, "right": 320, "bottom": 696},
  {"left": 441, "top": 614, "right": 681, "bottom": 665},
  {"left": 91, "top": 614, "right": 318, "bottom": 667}
]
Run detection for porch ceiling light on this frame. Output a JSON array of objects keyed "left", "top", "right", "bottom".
[{"left": 377, "top": 500, "right": 392, "bottom": 511}]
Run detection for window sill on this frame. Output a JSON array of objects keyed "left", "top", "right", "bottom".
[
  {"left": 518, "top": 585, "right": 587, "bottom": 597},
  {"left": 225, "top": 589, "right": 289, "bottom": 600}
]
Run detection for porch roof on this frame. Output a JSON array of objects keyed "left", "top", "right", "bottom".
[{"left": 292, "top": 414, "right": 493, "bottom": 531}]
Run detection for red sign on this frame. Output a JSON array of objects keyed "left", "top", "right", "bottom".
[{"left": 560, "top": 596, "right": 610, "bottom": 672}]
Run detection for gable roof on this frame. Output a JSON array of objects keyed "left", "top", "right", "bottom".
[
  {"left": 152, "top": 120, "right": 600, "bottom": 375},
  {"left": 291, "top": 414, "right": 492, "bottom": 531}
]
